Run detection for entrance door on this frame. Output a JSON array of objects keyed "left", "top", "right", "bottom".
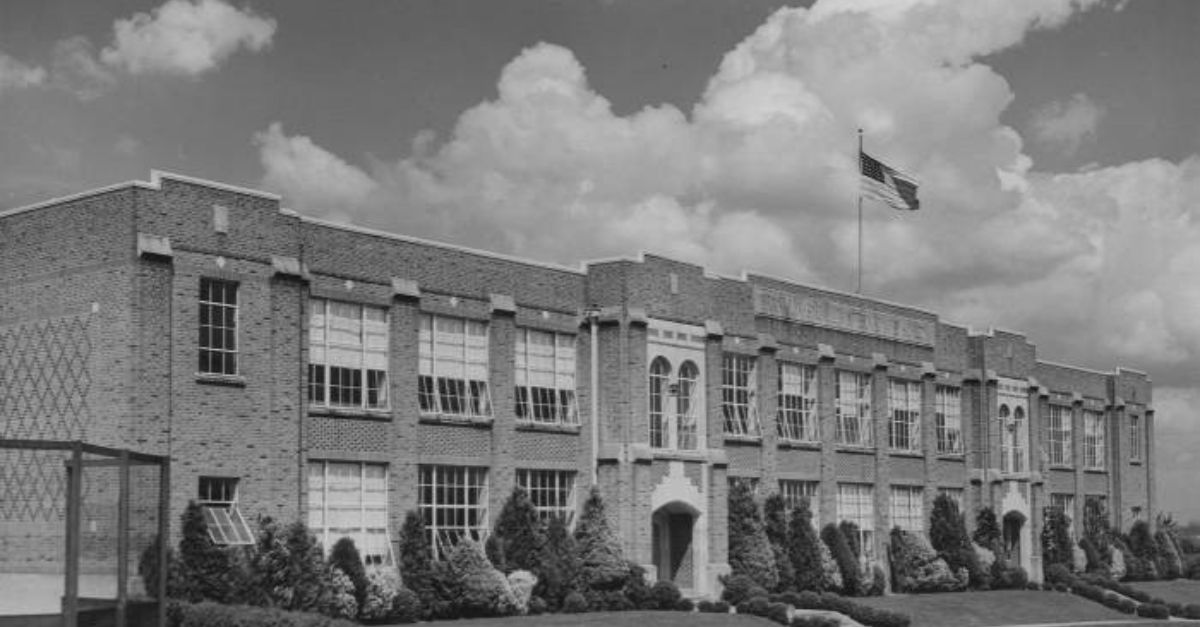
[{"left": 652, "top": 505, "right": 695, "bottom": 589}]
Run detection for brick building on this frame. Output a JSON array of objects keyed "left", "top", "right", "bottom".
[{"left": 0, "top": 171, "right": 1155, "bottom": 595}]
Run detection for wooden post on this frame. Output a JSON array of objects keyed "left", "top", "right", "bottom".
[
  {"left": 117, "top": 450, "right": 131, "bottom": 627},
  {"left": 157, "top": 460, "right": 171, "bottom": 627},
  {"left": 64, "top": 442, "right": 83, "bottom": 627}
]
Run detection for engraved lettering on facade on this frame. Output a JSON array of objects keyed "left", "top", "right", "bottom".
[{"left": 752, "top": 286, "right": 934, "bottom": 346}]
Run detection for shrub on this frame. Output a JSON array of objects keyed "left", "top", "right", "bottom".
[
  {"left": 621, "top": 562, "right": 652, "bottom": 609},
  {"left": 175, "top": 501, "right": 245, "bottom": 604},
  {"left": 973, "top": 507, "right": 1001, "bottom": 553},
  {"left": 1137, "top": 603, "right": 1170, "bottom": 619},
  {"left": 787, "top": 500, "right": 825, "bottom": 592},
  {"left": 1071, "top": 542, "right": 1087, "bottom": 573},
  {"left": 527, "top": 596, "right": 548, "bottom": 615},
  {"left": 328, "top": 538, "right": 368, "bottom": 611},
  {"left": 737, "top": 595, "right": 771, "bottom": 616},
  {"left": 868, "top": 564, "right": 887, "bottom": 596},
  {"left": 1082, "top": 499, "right": 1112, "bottom": 568},
  {"left": 822, "top": 523, "right": 860, "bottom": 595},
  {"left": 675, "top": 598, "right": 695, "bottom": 612},
  {"left": 359, "top": 568, "right": 400, "bottom": 622},
  {"left": 889, "top": 529, "right": 967, "bottom": 593},
  {"left": 535, "top": 514, "right": 580, "bottom": 610},
  {"left": 839, "top": 521, "right": 862, "bottom": 560},
  {"left": 1041, "top": 507, "right": 1074, "bottom": 569},
  {"left": 791, "top": 616, "right": 840, "bottom": 627},
  {"left": 1155, "top": 530, "right": 1184, "bottom": 578},
  {"left": 1188, "top": 553, "right": 1200, "bottom": 579},
  {"left": 138, "top": 534, "right": 184, "bottom": 599},
  {"left": 1183, "top": 603, "right": 1200, "bottom": 619},
  {"left": 507, "top": 569, "right": 537, "bottom": 614},
  {"left": 790, "top": 591, "right": 911, "bottom": 627},
  {"left": 990, "top": 558, "right": 1027, "bottom": 590},
  {"left": 1044, "top": 563, "right": 1072, "bottom": 586},
  {"left": 487, "top": 486, "right": 546, "bottom": 575},
  {"left": 1109, "top": 546, "right": 1126, "bottom": 581},
  {"left": 648, "top": 580, "right": 682, "bottom": 610},
  {"left": 390, "top": 586, "right": 421, "bottom": 624},
  {"left": 710, "top": 600, "right": 732, "bottom": 613},
  {"left": 1079, "top": 537, "right": 1108, "bottom": 575},
  {"left": 168, "top": 601, "right": 360, "bottom": 627},
  {"left": 397, "top": 511, "right": 434, "bottom": 614},
  {"left": 562, "top": 590, "right": 588, "bottom": 613},
  {"left": 247, "top": 518, "right": 333, "bottom": 615},
  {"left": 764, "top": 493, "right": 795, "bottom": 592},
  {"left": 818, "top": 536, "right": 843, "bottom": 592},
  {"left": 727, "top": 481, "right": 779, "bottom": 591},
  {"left": 720, "top": 573, "right": 768, "bottom": 605},
  {"left": 448, "top": 538, "right": 517, "bottom": 617},
  {"left": 766, "top": 601, "right": 790, "bottom": 625},
  {"left": 328, "top": 567, "right": 359, "bottom": 619},
  {"left": 575, "top": 487, "right": 630, "bottom": 591},
  {"left": 426, "top": 560, "right": 462, "bottom": 619}
]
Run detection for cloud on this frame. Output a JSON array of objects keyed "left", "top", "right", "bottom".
[
  {"left": 254, "top": 122, "right": 378, "bottom": 221},
  {"left": 50, "top": 37, "right": 116, "bottom": 100},
  {"left": 100, "top": 0, "right": 276, "bottom": 76},
  {"left": 1031, "top": 92, "right": 1105, "bottom": 154},
  {"left": 0, "top": 51, "right": 46, "bottom": 94},
  {"left": 1152, "top": 387, "right": 1200, "bottom": 523}
]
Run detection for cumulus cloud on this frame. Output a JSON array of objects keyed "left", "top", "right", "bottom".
[
  {"left": 0, "top": 51, "right": 46, "bottom": 94},
  {"left": 255, "top": 123, "right": 378, "bottom": 223},
  {"left": 50, "top": 37, "right": 116, "bottom": 100},
  {"left": 100, "top": 0, "right": 276, "bottom": 76},
  {"left": 1031, "top": 93, "right": 1105, "bottom": 154}
]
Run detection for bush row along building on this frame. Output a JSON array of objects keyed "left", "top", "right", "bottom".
[{"left": 0, "top": 172, "right": 1154, "bottom": 596}]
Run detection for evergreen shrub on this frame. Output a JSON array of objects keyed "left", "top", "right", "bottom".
[
  {"left": 328, "top": 538, "right": 368, "bottom": 611},
  {"left": 447, "top": 538, "right": 517, "bottom": 617},
  {"left": 648, "top": 580, "right": 681, "bottom": 610},
  {"left": 764, "top": 493, "right": 795, "bottom": 592},
  {"left": 788, "top": 500, "right": 825, "bottom": 592},
  {"left": 397, "top": 511, "right": 434, "bottom": 615},
  {"left": 727, "top": 481, "right": 779, "bottom": 590},
  {"left": 487, "top": 487, "right": 546, "bottom": 575},
  {"left": 888, "top": 528, "right": 967, "bottom": 593},
  {"left": 575, "top": 487, "right": 629, "bottom": 591},
  {"left": 821, "top": 523, "right": 860, "bottom": 595}
]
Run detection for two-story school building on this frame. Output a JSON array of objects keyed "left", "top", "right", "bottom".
[{"left": 0, "top": 171, "right": 1155, "bottom": 596}]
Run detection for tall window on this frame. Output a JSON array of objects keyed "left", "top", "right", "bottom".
[
  {"left": 1047, "top": 405, "right": 1072, "bottom": 466},
  {"left": 677, "top": 361, "right": 700, "bottom": 449},
  {"left": 1000, "top": 405, "right": 1027, "bottom": 473},
  {"left": 308, "top": 461, "right": 391, "bottom": 565},
  {"left": 649, "top": 357, "right": 670, "bottom": 447},
  {"left": 198, "top": 278, "right": 238, "bottom": 375},
  {"left": 1129, "top": 415, "right": 1141, "bottom": 462},
  {"left": 837, "top": 483, "right": 875, "bottom": 561},
  {"left": 308, "top": 300, "right": 389, "bottom": 410},
  {"left": 836, "top": 371, "right": 872, "bottom": 446},
  {"left": 890, "top": 485, "right": 924, "bottom": 532},
  {"left": 888, "top": 379, "right": 921, "bottom": 452},
  {"left": 1048, "top": 493, "right": 1076, "bottom": 538},
  {"left": 722, "top": 355, "right": 759, "bottom": 436},
  {"left": 648, "top": 357, "right": 700, "bottom": 450},
  {"left": 197, "top": 477, "right": 254, "bottom": 545},
  {"left": 1083, "top": 410, "right": 1105, "bottom": 469},
  {"left": 516, "top": 469, "right": 577, "bottom": 525},
  {"left": 780, "top": 479, "right": 820, "bottom": 526},
  {"left": 935, "top": 386, "right": 962, "bottom": 454},
  {"left": 778, "top": 363, "right": 818, "bottom": 442},
  {"left": 418, "top": 315, "right": 491, "bottom": 418},
  {"left": 514, "top": 329, "right": 577, "bottom": 424},
  {"left": 418, "top": 465, "right": 489, "bottom": 558}
]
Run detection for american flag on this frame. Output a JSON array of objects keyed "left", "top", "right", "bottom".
[{"left": 860, "top": 150, "right": 919, "bottom": 211}]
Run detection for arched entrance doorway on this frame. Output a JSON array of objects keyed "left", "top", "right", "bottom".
[
  {"left": 1003, "top": 510, "right": 1027, "bottom": 563},
  {"left": 651, "top": 501, "right": 697, "bottom": 589}
]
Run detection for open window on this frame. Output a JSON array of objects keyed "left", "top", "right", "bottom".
[{"left": 198, "top": 476, "right": 255, "bottom": 545}]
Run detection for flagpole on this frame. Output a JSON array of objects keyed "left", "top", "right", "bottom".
[{"left": 857, "top": 128, "right": 863, "bottom": 294}]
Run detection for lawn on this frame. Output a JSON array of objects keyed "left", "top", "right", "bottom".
[
  {"left": 1126, "top": 579, "right": 1200, "bottom": 606},
  {"left": 853, "top": 589, "right": 1171, "bottom": 627},
  {"left": 426, "top": 611, "right": 773, "bottom": 626}
]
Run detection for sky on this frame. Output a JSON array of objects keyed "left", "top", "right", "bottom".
[{"left": 1, "top": 0, "right": 1198, "bottom": 521}]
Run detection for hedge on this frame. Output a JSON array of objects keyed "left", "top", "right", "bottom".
[{"left": 167, "top": 601, "right": 359, "bottom": 627}]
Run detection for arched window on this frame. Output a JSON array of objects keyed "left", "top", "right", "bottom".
[
  {"left": 677, "top": 361, "right": 699, "bottom": 450},
  {"left": 1012, "top": 406, "right": 1026, "bottom": 472},
  {"left": 649, "top": 357, "right": 671, "bottom": 448},
  {"left": 999, "top": 404, "right": 1010, "bottom": 420}
]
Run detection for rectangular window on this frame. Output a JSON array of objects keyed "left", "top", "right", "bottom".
[
  {"left": 935, "top": 386, "right": 962, "bottom": 454},
  {"left": 836, "top": 371, "right": 872, "bottom": 446},
  {"left": 890, "top": 485, "right": 924, "bottom": 533},
  {"left": 779, "top": 479, "right": 820, "bottom": 527},
  {"left": 1129, "top": 415, "right": 1141, "bottom": 462},
  {"left": 514, "top": 330, "right": 577, "bottom": 425},
  {"left": 418, "top": 465, "right": 488, "bottom": 558},
  {"left": 778, "top": 363, "right": 818, "bottom": 442},
  {"left": 1048, "top": 493, "right": 1076, "bottom": 538},
  {"left": 722, "top": 355, "right": 759, "bottom": 436},
  {"left": 197, "top": 477, "right": 254, "bottom": 545},
  {"left": 888, "top": 379, "right": 921, "bottom": 452},
  {"left": 308, "top": 300, "right": 389, "bottom": 410},
  {"left": 837, "top": 483, "right": 875, "bottom": 561},
  {"left": 198, "top": 278, "right": 238, "bottom": 375},
  {"left": 418, "top": 315, "right": 492, "bottom": 418},
  {"left": 1047, "top": 405, "right": 1073, "bottom": 466},
  {"left": 516, "top": 469, "right": 577, "bottom": 525},
  {"left": 308, "top": 461, "right": 391, "bottom": 565},
  {"left": 1083, "top": 410, "right": 1105, "bottom": 469}
]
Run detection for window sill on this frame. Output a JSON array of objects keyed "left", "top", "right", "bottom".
[
  {"left": 309, "top": 407, "right": 392, "bottom": 421},
  {"left": 835, "top": 445, "right": 876, "bottom": 455},
  {"left": 515, "top": 421, "right": 582, "bottom": 435},
  {"left": 1048, "top": 464, "right": 1074, "bottom": 471},
  {"left": 1083, "top": 467, "right": 1108, "bottom": 474},
  {"left": 651, "top": 449, "right": 709, "bottom": 462},
  {"left": 888, "top": 450, "right": 924, "bottom": 459},
  {"left": 195, "top": 373, "right": 246, "bottom": 387},
  {"left": 1129, "top": 459, "right": 1143, "bottom": 466},
  {"left": 419, "top": 413, "right": 494, "bottom": 428},
  {"left": 777, "top": 439, "right": 820, "bottom": 451},
  {"left": 935, "top": 452, "right": 965, "bottom": 460},
  {"left": 723, "top": 434, "right": 762, "bottom": 445}
]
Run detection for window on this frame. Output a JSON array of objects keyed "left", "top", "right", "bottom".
[
  {"left": 1083, "top": 410, "right": 1105, "bottom": 469},
  {"left": 1047, "top": 405, "right": 1072, "bottom": 466},
  {"left": 676, "top": 361, "right": 700, "bottom": 449},
  {"left": 836, "top": 371, "right": 872, "bottom": 446},
  {"left": 516, "top": 469, "right": 576, "bottom": 525},
  {"left": 935, "top": 386, "right": 962, "bottom": 454},
  {"left": 837, "top": 483, "right": 875, "bottom": 561},
  {"left": 888, "top": 379, "right": 921, "bottom": 452},
  {"left": 1000, "top": 405, "right": 1027, "bottom": 473},
  {"left": 515, "top": 329, "right": 577, "bottom": 425},
  {"left": 1129, "top": 415, "right": 1141, "bottom": 462},
  {"left": 778, "top": 363, "right": 818, "bottom": 442},
  {"left": 418, "top": 315, "right": 492, "bottom": 418},
  {"left": 722, "top": 355, "right": 759, "bottom": 436},
  {"left": 197, "top": 477, "right": 254, "bottom": 545},
  {"left": 779, "top": 479, "right": 820, "bottom": 526},
  {"left": 890, "top": 486, "right": 924, "bottom": 533},
  {"left": 308, "top": 300, "right": 389, "bottom": 410},
  {"left": 198, "top": 278, "right": 238, "bottom": 375},
  {"left": 1048, "top": 493, "right": 1076, "bottom": 538},
  {"left": 419, "top": 465, "right": 488, "bottom": 558},
  {"left": 308, "top": 462, "right": 391, "bottom": 565}
]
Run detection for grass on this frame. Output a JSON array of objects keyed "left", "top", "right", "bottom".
[
  {"left": 424, "top": 611, "right": 773, "bottom": 626},
  {"left": 853, "top": 589, "right": 1170, "bottom": 627},
  {"left": 1126, "top": 578, "right": 1200, "bottom": 606}
]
